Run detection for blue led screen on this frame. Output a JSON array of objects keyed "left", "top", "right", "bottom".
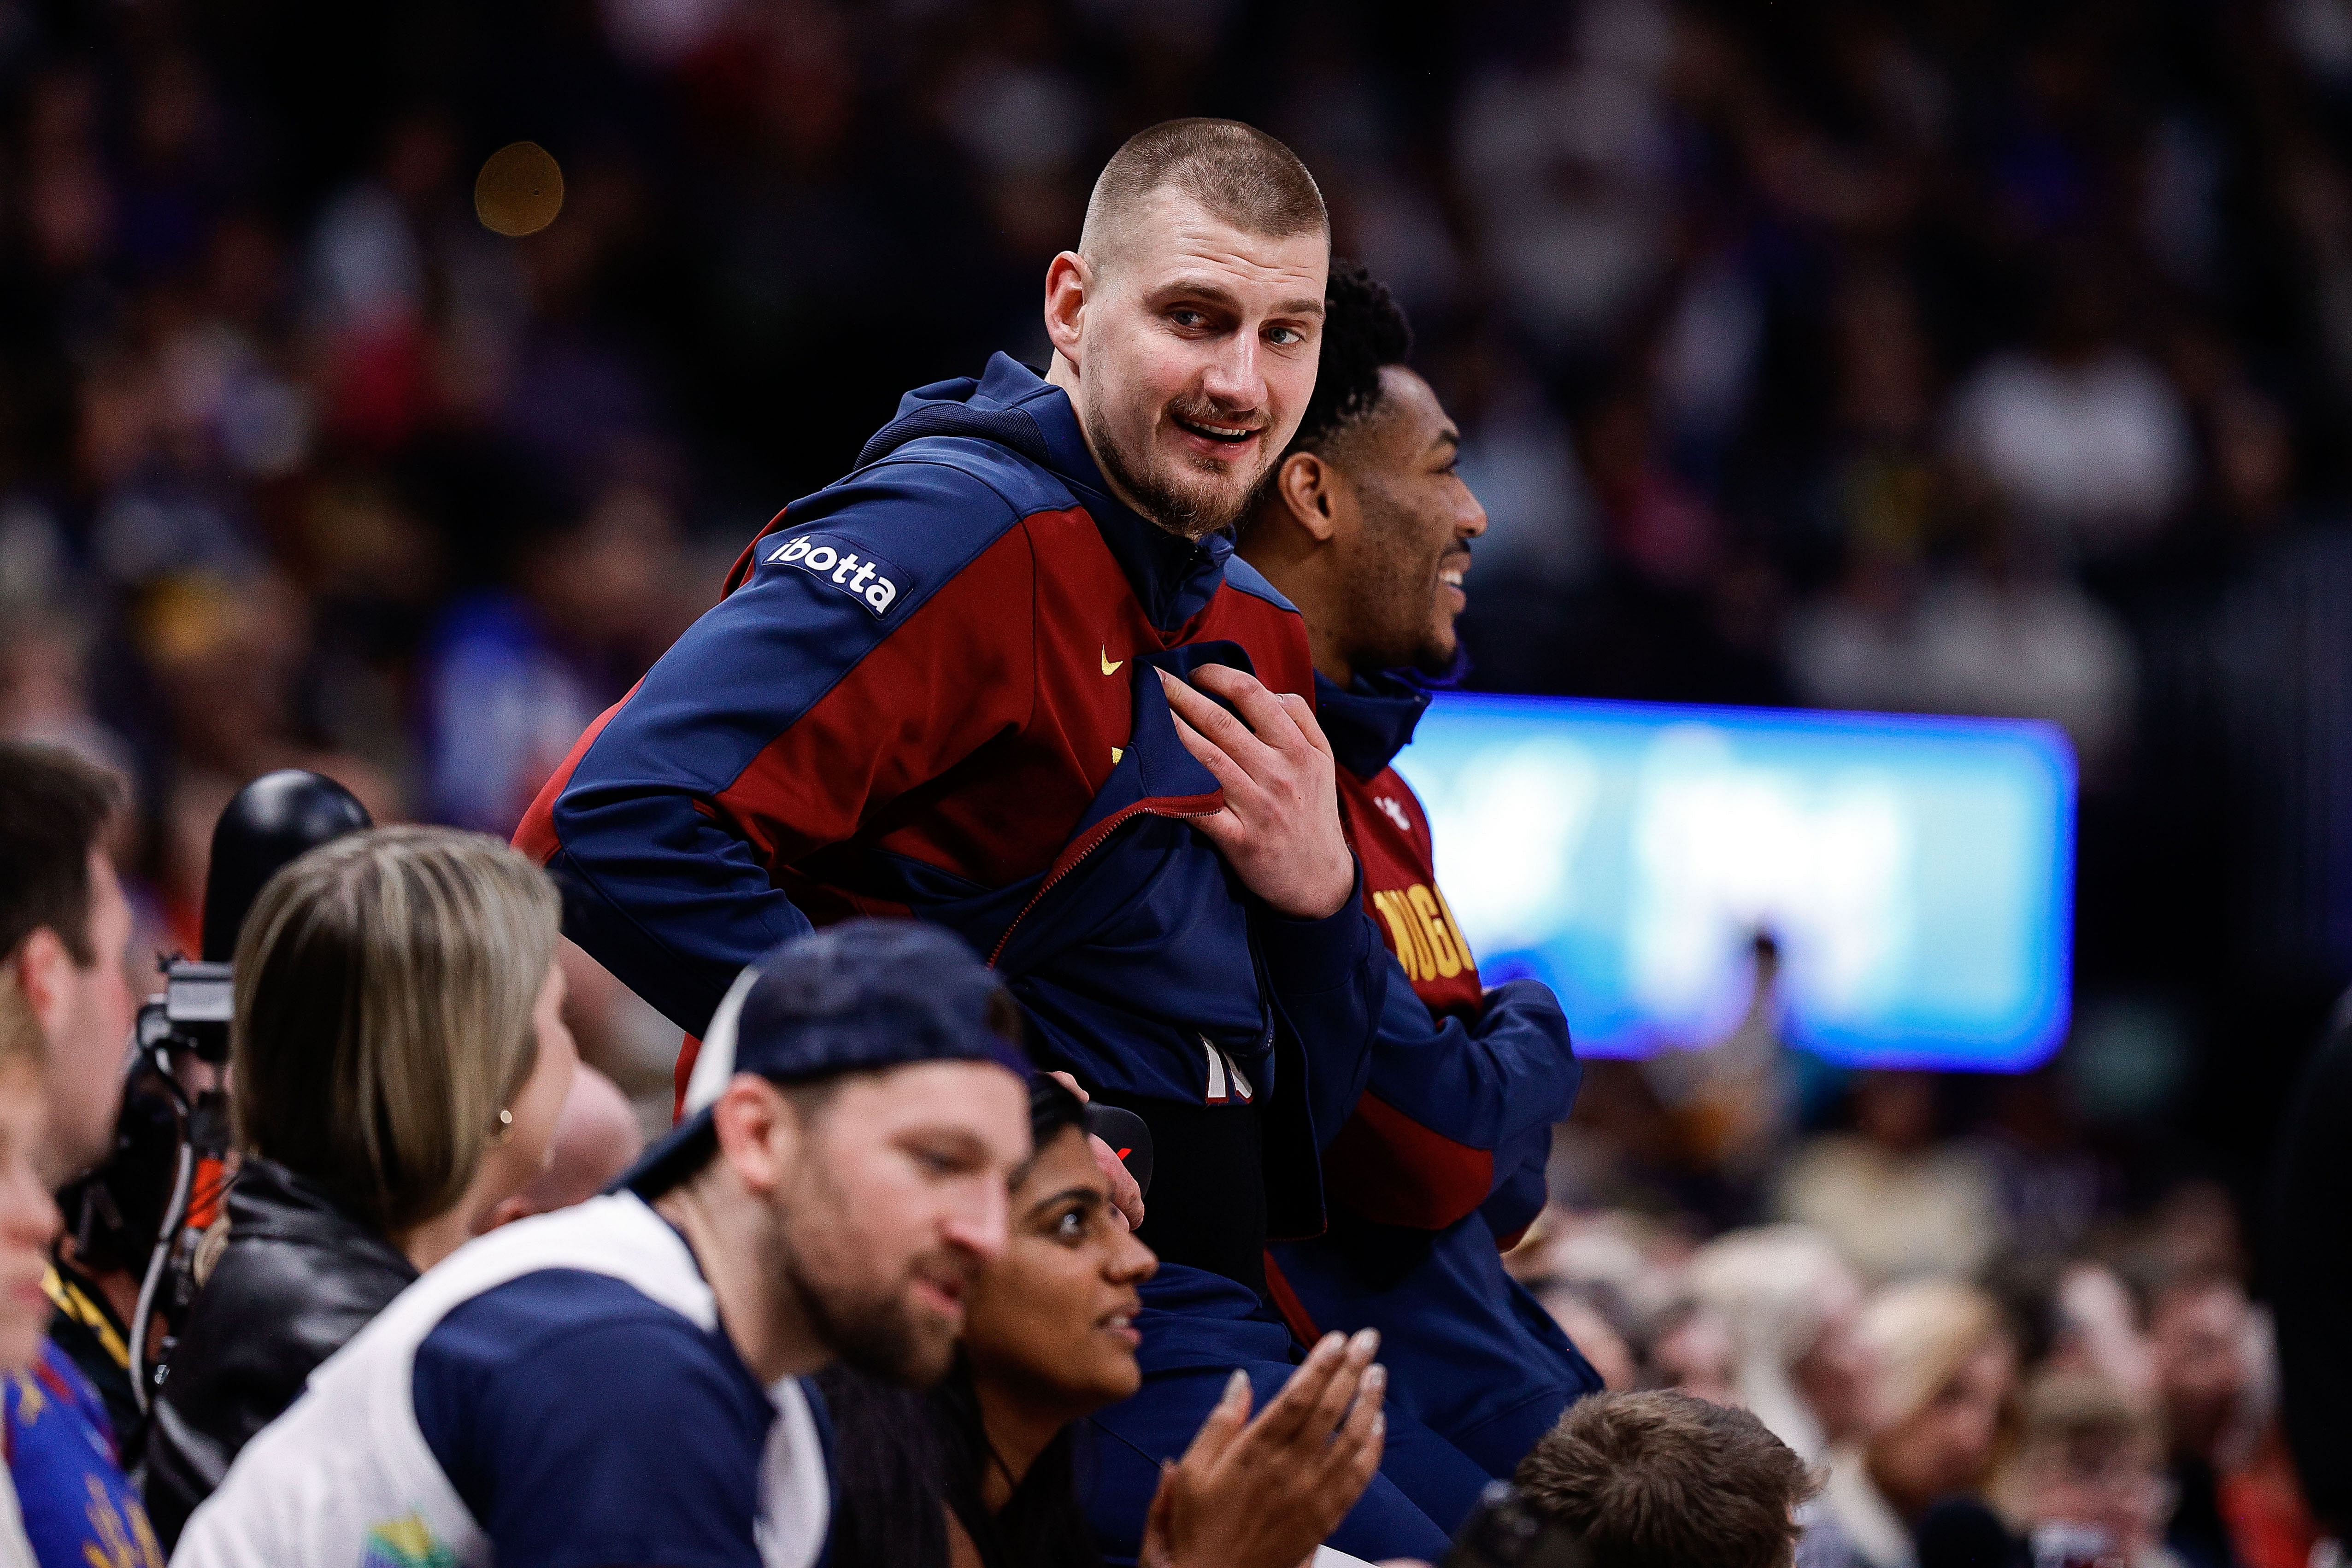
[{"left": 1390, "top": 694, "right": 2077, "bottom": 1072}]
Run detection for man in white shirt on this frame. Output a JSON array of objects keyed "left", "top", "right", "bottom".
[{"left": 173, "top": 919, "right": 1033, "bottom": 1568}]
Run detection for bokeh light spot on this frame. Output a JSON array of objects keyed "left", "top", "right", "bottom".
[{"left": 474, "top": 141, "right": 564, "bottom": 236}]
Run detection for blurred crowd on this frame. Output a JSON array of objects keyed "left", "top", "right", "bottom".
[{"left": 1, "top": 1, "right": 2350, "bottom": 1557}]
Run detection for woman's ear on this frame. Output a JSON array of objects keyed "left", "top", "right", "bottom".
[{"left": 1276, "top": 452, "right": 1346, "bottom": 544}]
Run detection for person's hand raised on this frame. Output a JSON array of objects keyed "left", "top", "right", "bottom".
[
  {"left": 1139, "top": 1329, "right": 1388, "bottom": 1568},
  {"left": 1157, "top": 666, "right": 1354, "bottom": 921}
]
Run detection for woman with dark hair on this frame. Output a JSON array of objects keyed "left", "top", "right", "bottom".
[{"left": 820, "top": 1076, "right": 1388, "bottom": 1568}]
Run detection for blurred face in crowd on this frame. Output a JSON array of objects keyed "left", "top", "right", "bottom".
[
  {"left": 1308, "top": 367, "right": 1487, "bottom": 681},
  {"left": 1045, "top": 187, "right": 1328, "bottom": 540},
  {"left": 1869, "top": 1335, "right": 2017, "bottom": 1518},
  {"left": 464, "top": 962, "right": 580, "bottom": 1226},
  {"left": 767, "top": 1061, "right": 1029, "bottom": 1386},
  {"left": 1793, "top": 1271, "right": 1873, "bottom": 1449},
  {"left": 2150, "top": 1280, "right": 2254, "bottom": 1461},
  {"left": 964, "top": 1123, "right": 1158, "bottom": 1417},
  {"left": 15, "top": 848, "right": 138, "bottom": 1184},
  {"left": 0, "top": 1058, "right": 61, "bottom": 1371},
  {"left": 2017, "top": 1431, "right": 2171, "bottom": 1558}
]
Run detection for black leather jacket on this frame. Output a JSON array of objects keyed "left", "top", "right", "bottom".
[{"left": 141, "top": 1157, "right": 418, "bottom": 1550}]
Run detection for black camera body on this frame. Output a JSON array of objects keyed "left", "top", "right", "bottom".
[
  {"left": 135, "top": 957, "right": 235, "bottom": 1065},
  {"left": 1443, "top": 1483, "right": 1591, "bottom": 1568},
  {"left": 54, "top": 770, "right": 372, "bottom": 1439}
]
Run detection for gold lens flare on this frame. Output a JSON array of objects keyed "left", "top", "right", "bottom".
[{"left": 474, "top": 141, "right": 564, "bottom": 237}]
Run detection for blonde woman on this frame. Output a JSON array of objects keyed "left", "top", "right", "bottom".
[
  {"left": 142, "top": 827, "right": 577, "bottom": 1551},
  {"left": 1820, "top": 1279, "right": 2019, "bottom": 1568}
]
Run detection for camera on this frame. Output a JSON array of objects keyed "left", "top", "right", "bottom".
[
  {"left": 54, "top": 770, "right": 371, "bottom": 1438},
  {"left": 1442, "top": 1483, "right": 1590, "bottom": 1568},
  {"left": 136, "top": 957, "right": 235, "bottom": 1065}
]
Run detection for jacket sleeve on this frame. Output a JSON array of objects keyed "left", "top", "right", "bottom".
[
  {"left": 1255, "top": 860, "right": 1388, "bottom": 1150},
  {"left": 517, "top": 463, "right": 1035, "bottom": 1035},
  {"left": 1321, "top": 975, "right": 1579, "bottom": 1232}
]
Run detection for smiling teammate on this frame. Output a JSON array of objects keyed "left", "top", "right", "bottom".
[
  {"left": 1240, "top": 262, "right": 1603, "bottom": 1484},
  {"left": 517, "top": 122, "right": 1469, "bottom": 1558}
]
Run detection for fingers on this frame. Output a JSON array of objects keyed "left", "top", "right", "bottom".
[
  {"left": 1168, "top": 710, "right": 1254, "bottom": 799},
  {"left": 1089, "top": 1131, "right": 1147, "bottom": 1232},
  {"left": 1250, "top": 1329, "right": 1367, "bottom": 1448},
  {"left": 1277, "top": 688, "right": 1337, "bottom": 760},
  {"left": 1329, "top": 1362, "right": 1386, "bottom": 1490},
  {"left": 1187, "top": 663, "right": 1309, "bottom": 751},
  {"left": 1158, "top": 669, "right": 1280, "bottom": 778},
  {"left": 1178, "top": 1367, "right": 1255, "bottom": 1471},
  {"left": 1299, "top": 1328, "right": 1379, "bottom": 1446}
]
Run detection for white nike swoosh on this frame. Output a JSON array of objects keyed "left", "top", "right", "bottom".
[{"left": 1101, "top": 649, "right": 1124, "bottom": 675}]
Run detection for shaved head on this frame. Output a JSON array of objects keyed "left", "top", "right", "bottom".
[{"left": 1080, "top": 118, "right": 1327, "bottom": 276}]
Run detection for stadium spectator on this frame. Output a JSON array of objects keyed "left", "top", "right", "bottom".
[
  {"left": 0, "top": 971, "right": 63, "bottom": 1568},
  {"left": 1512, "top": 1388, "right": 1818, "bottom": 1568},
  {"left": 0, "top": 743, "right": 159, "bottom": 1568},
  {"left": 169, "top": 920, "right": 1031, "bottom": 1568},
  {"left": 1821, "top": 1280, "right": 2019, "bottom": 1568},
  {"left": 469, "top": 1060, "right": 643, "bottom": 1233},
  {"left": 1687, "top": 1226, "right": 1873, "bottom": 1466},
  {"left": 1990, "top": 1372, "right": 2177, "bottom": 1568},
  {"left": 2145, "top": 1268, "right": 2262, "bottom": 1568},
  {"left": 1774, "top": 1073, "right": 2002, "bottom": 1286},
  {"left": 821, "top": 1075, "right": 1388, "bottom": 1568},
  {"left": 143, "top": 826, "right": 578, "bottom": 1549}
]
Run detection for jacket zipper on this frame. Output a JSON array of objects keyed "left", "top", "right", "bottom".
[{"left": 987, "top": 793, "right": 1222, "bottom": 968}]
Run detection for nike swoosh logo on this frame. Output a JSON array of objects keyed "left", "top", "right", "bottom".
[{"left": 1101, "top": 648, "right": 1124, "bottom": 675}]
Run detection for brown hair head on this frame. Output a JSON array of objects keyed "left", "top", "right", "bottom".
[
  {"left": 1515, "top": 1390, "right": 1819, "bottom": 1568},
  {"left": 0, "top": 742, "right": 121, "bottom": 966},
  {"left": 1079, "top": 118, "right": 1326, "bottom": 267}
]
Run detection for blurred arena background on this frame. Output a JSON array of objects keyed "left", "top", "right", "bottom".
[{"left": 2, "top": 0, "right": 2349, "bottom": 1334}]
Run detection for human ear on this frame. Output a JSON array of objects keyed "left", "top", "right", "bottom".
[
  {"left": 11, "top": 930, "right": 73, "bottom": 1040},
  {"left": 710, "top": 1077, "right": 797, "bottom": 1197},
  {"left": 1042, "top": 252, "right": 1090, "bottom": 364},
  {"left": 1277, "top": 452, "right": 1345, "bottom": 544}
]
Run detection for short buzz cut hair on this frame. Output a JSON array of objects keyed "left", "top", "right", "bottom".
[
  {"left": 1080, "top": 118, "right": 1327, "bottom": 263},
  {"left": 1516, "top": 1391, "right": 1818, "bottom": 1568}
]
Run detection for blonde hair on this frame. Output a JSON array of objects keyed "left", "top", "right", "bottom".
[
  {"left": 1857, "top": 1278, "right": 2012, "bottom": 1432},
  {"left": 230, "top": 826, "right": 559, "bottom": 1236},
  {"left": 1688, "top": 1225, "right": 1863, "bottom": 1462}
]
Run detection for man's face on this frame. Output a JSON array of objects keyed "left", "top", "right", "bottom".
[
  {"left": 773, "top": 1059, "right": 1029, "bottom": 1386},
  {"left": 36, "top": 852, "right": 137, "bottom": 1184},
  {"left": 1055, "top": 189, "right": 1327, "bottom": 539},
  {"left": 1331, "top": 368, "right": 1488, "bottom": 676}
]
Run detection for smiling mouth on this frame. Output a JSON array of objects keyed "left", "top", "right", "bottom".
[{"left": 1172, "top": 413, "right": 1261, "bottom": 446}]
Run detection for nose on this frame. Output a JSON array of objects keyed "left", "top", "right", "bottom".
[
  {"left": 941, "top": 1179, "right": 1011, "bottom": 1264},
  {"left": 1457, "top": 481, "right": 1488, "bottom": 543},
  {"left": 1107, "top": 1227, "right": 1158, "bottom": 1287},
  {"left": 1199, "top": 333, "right": 1264, "bottom": 413},
  {"left": 0, "top": 1165, "right": 59, "bottom": 1251}
]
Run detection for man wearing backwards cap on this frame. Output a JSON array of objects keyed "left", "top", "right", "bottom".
[{"left": 171, "top": 920, "right": 1032, "bottom": 1568}]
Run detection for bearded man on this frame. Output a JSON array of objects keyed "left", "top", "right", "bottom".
[{"left": 517, "top": 121, "right": 1464, "bottom": 1557}]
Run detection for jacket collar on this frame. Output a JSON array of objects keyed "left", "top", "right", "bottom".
[
  {"left": 224, "top": 1157, "right": 419, "bottom": 1280},
  {"left": 1315, "top": 669, "right": 1432, "bottom": 782},
  {"left": 972, "top": 354, "right": 1234, "bottom": 632}
]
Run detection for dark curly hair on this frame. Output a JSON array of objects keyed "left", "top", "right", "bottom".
[{"left": 1287, "top": 259, "right": 1414, "bottom": 456}]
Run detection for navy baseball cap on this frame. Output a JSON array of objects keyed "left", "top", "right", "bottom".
[{"left": 620, "top": 920, "right": 1031, "bottom": 1199}]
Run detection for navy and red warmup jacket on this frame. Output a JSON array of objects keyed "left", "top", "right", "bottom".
[
  {"left": 1266, "top": 672, "right": 1602, "bottom": 1476},
  {"left": 515, "top": 353, "right": 1388, "bottom": 1294}
]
